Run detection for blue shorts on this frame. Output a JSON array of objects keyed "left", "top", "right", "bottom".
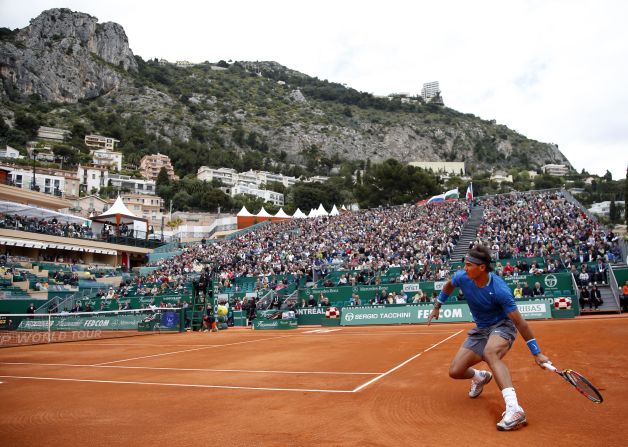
[{"left": 462, "top": 319, "right": 517, "bottom": 358}]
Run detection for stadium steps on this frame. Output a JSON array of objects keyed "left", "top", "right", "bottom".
[
  {"left": 579, "top": 284, "right": 621, "bottom": 314},
  {"left": 450, "top": 205, "right": 484, "bottom": 262}
]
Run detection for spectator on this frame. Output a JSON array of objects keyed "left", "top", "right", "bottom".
[
  {"left": 521, "top": 283, "right": 533, "bottom": 297},
  {"left": 26, "top": 302, "right": 36, "bottom": 318},
  {"left": 579, "top": 286, "right": 590, "bottom": 310},
  {"left": 513, "top": 283, "right": 523, "bottom": 299},
  {"left": 590, "top": 285, "right": 603, "bottom": 310},
  {"left": 532, "top": 282, "right": 544, "bottom": 296},
  {"left": 577, "top": 265, "right": 590, "bottom": 287},
  {"left": 622, "top": 281, "right": 628, "bottom": 312}
]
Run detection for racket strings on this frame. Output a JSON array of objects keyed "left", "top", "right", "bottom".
[{"left": 565, "top": 370, "right": 603, "bottom": 403}]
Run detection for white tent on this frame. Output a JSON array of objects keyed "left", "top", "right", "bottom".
[
  {"left": 236, "top": 206, "right": 253, "bottom": 217},
  {"left": 329, "top": 205, "right": 340, "bottom": 216},
  {"left": 274, "top": 208, "right": 291, "bottom": 219},
  {"left": 256, "top": 207, "right": 272, "bottom": 218},
  {"left": 292, "top": 208, "right": 307, "bottom": 219},
  {"left": 91, "top": 196, "right": 148, "bottom": 237},
  {"left": 317, "top": 203, "right": 328, "bottom": 216},
  {"left": 308, "top": 208, "right": 317, "bottom": 218}
]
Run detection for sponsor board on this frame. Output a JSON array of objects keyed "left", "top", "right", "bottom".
[{"left": 253, "top": 319, "right": 298, "bottom": 330}]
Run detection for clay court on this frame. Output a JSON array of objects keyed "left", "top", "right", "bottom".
[{"left": 0, "top": 317, "right": 626, "bottom": 447}]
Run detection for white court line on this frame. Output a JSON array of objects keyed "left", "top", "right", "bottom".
[
  {"left": 352, "top": 330, "right": 463, "bottom": 393},
  {"left": 92, "top": 335, "right": 292, "bottom": 366},
  {"left": 0, "top": 375, "right": 353, "bottom": 393},
  {"left": 0, "top": 362, "right": 380, "bottom": 375}
]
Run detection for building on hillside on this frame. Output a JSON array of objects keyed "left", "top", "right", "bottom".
[
  {"left": 589, "top": 201, "right": 613, "bottom": 217},
  {"left": 92, "top": 148, "right": 123, "bottom": 171},
  {"left": 303, "top": 175, "right": 330, "bottom": 183},
  {"left": 121, "top": 194, "right": 164, "bottom": 225},
  {"left": 197, "top": 167, "right": 297, "bottom": 188},
  {"left": 408, "top": 161, "right": 465, "bottom": 176},
  {"left": 84, "top": 134, "right": 120, "bottom": 151},
  {"left": 109, "top": 173, "right": 156, "bottom": 195},
  {"left": 139, "top": 153, "right": 178, "bottom": 181},
  {"left": 26, "top": 143, "right": 55, "bottom": 162},
  {"left": 541, "top": 164, "right": 569, "bottom": 176},
  {"left": 0, "top": 146, "right": 24, "bottom": 159},
  {"left": 490, "top": 171, "right": 514, "bottom": 184},
  {"left": 65, "top": 194, "right": 112, "bottom": 217},
  {"left": 37, "top": 126, "right": 70, "bottom": 142},
  {"left": 175, "top": 61, "right": 194, "bottom": 67},
  {"left": 5, "top": 165, "right": 79, "bottom": 198},
  {"left": 78, "top": 165, "right": 109, "bottom": 195},
  {"left": 421, "top": 81, "right": 440, "bottom": 101},
  {"left": 170, "top": 211, "right": 219, "bottom": 226},
  {"left": 225, "top": 184, "right": 284, "bottom": 206}
]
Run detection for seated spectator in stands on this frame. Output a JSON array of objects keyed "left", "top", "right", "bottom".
[
  {"left": 590, "top": 284, "right": 603, "bottom": 309},
  {"left": 430, "top": 291, "right": 438, "bottom": 303},
  {"left": 513, "top": 283, "right": 523, "bottom": 299},
  {"left": 503, "top": 262, "right": 514, "bottom": 276},
  {"left": 307, "top": 294, "right": 317, "bottom": 307},
  {"left": 532, "top": 282, "right": 545, "bottom": 296},
  {"left": 592, "top": 258, "right": 608, "bottom": 285},
  {"left": 622, "top": 281, "right": 628, "bottom": 312},
  {"left": 26, "top": 302, "right": 36, "bottom": 318},
  {"left": 577, "top": 265, "right": 590, "bottom": 287},
  {"left": 350, "top": 292, "right": 361, "bottom": 306},
  {"left": 412, "top": 290, "right": 425, "bottom": 303},
  {"left": 579, "top": 286, "right": 591, "bottom": 310},
  {"left": 522, "top": 283, "right": 533, "bottom": 297},
  {"left": 529, "top": 263, "right": 543, "bottom": 275},
  {"left": 396, "top": 291, "right": 408, "bottom": 304},
  {"left": 318, "top": 293, "right": 330, "bottom": 307}
]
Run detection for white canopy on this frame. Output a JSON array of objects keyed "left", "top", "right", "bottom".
[
  {"left": 317, "top": 203, "right": 328, "bottom": 216},
  {"left": 329, "top": 205, "right": 340, "bottom": 216},
  {"left": 274, "top": 208, "right": 291, "bottom": 219},
  {"left": 0, "top": 200, "right": 90, "bottom": 225},
  {"left": 256, "top": 207, "right": 272, "bottom": 218},
  {"left": 308, "top": 208, "right": 317, "bottom": 218},
  {"left": 237, "top": 206, "right": 253, "bottom": 217},
  {"left": 292, "top": 208, "right": 307, "bottom": 219},
  {"left": 96, "top": 196, "right": 136, "bottom": 219}
]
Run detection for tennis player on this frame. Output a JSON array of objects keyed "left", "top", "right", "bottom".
[{"left": 428, "top": 243, "right": 550, "bottom": 431}]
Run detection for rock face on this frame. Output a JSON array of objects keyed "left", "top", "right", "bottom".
[{"left": 0, "top": 8, "right": 137, "bottom": 103}]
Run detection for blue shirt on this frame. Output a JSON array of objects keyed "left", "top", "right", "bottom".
[{"left": 449, "top": 270, "right": 517, "bottom": 328}]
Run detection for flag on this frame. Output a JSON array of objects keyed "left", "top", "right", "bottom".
[
  {"left": 466, "top": 183, "right": 474, "bottom": 200},
  {"left": 427, "top": 193, "right": 445, "bottom": 204},
  {"left": 444, "top": 188, "right": 459, "bottom": 199}
]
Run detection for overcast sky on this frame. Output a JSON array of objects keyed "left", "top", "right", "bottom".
[{"left": 2, "top": 0, "right": 627, "bottom": 180}]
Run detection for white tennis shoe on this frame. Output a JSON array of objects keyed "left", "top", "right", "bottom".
[
  {"left": 496, "top": 406, "right": 527, "bottom": 431},
  {"left": 469, "top": 370, "right": 492, "bottom": 398}
]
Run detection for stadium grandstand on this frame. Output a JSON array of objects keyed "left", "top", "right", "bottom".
[{"left": 1, "top": 188, "right": 627, "bottom": 344}]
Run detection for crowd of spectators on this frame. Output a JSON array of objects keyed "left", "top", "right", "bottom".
[
  {"left": 476, "top": 191, "right": 621, "bottom": 271},
  {"left": 147, "top": 201, "right": 468, "bottom": 293},
  {"left": 0, "top": 213, "right": 93, "bottom": 239}
]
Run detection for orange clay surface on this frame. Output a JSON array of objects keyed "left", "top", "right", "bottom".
[{"left": 0, "top": 316, "right": 627, "bottom": 447}]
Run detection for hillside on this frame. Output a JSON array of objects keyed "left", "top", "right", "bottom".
[{"left": 0, "top": 8, "right": 572, "bottom": 178}]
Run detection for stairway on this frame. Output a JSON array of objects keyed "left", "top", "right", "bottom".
[
  {"left": 578, "top": 282, "right": 620, "bottom": 314},
  {"left": 450, "top": 205, "right": 484, "bottom": 262}
]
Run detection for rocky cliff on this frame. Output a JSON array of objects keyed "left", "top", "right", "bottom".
[{"left": 0, "top": 8, "right": 136, "bottom": 103}]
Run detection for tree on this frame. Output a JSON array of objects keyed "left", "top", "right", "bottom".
[
  {"left": 156, "top": 167, "right": 170, "bottom": 196},
  {"left": 603, "top": 170, "right": 612, "bottom": 182}
]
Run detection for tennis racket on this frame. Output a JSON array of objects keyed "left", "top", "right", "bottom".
[{"left": 542, "top": 362, "right": 603, "bottom": 404}]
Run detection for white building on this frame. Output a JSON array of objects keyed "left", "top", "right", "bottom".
[
  {"left": 421, "top": 81, "right": 440, "bottom": 101},
  {"left": 109, "top": 173, "right": 156, "bottom": 195},
  {"left": 490, "top": 171, "right": 514, "bottom": 184},
  {"left": 6, "top": 166, "right": 79, "bottom": 197},
  {"left": 408, "top": 161, "right": 465, "bottom": 176},
  {"left": 26, "top": 144, "right": 55, "bottom": 162},
  {"left": 0, "top": 146, "right": 23, "bottom": 159},
  {"left": 78, "top": 165, "right": 109, "bottom": 195},
  {"left": 197, "top": 167, "right": 297, "bottom": 189},
  {"left": 37, "top": 126, "right": 70, "bottom": 142},
  {"left": 92, "top": 148, "right": 123, "bottom": 171},
  {"left": 228, "top": 184, "right": 284, "bottom": 206},
  {"left": 121, "top": 194, "right": 164, "bottom": 225},
  {"left": 541, "top": 164, "right": 569, "bottom": 176},
  {"left": 303, "top": 175, "right": 330, "bottom": 183}
]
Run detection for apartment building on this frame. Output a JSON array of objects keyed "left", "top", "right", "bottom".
[
  {"left": 109, "top": 173, "right": 156, "bottom": 195},
  {"left": 139, "top": 153, "right": 178, "bottom": 181},
  {"left": 6, "top": 165, "right": 80, "bottom": 198},
  {"left": 121, "top": 194, "right": 164, "bottom": 225},
  {"left": 541, "top": 164, "right": 569, "bottom": 176},
  {"left": 77, "top": 165, "right": 109, "bottom": 195},
  {"left": 92, "top": 148, "right": 123, "bottom": 171},
  {"left": 84, "top": 134, "right": 120, "bottom": 151}
]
